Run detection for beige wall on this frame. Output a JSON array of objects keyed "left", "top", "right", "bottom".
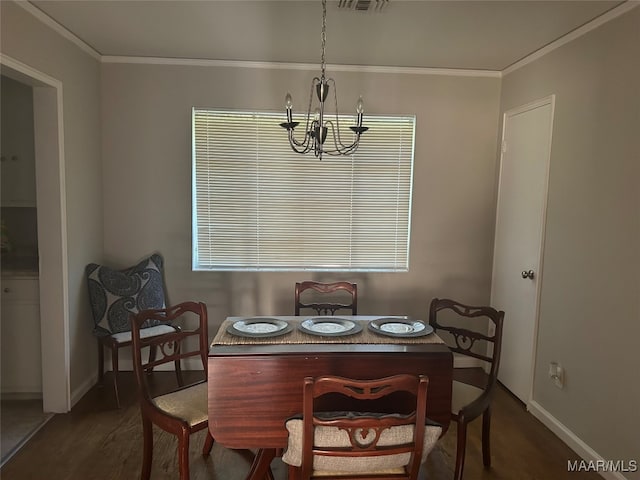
[
  {"left": 0, "top": 2, "right": 103, "bottom": 400},
  {"left": 100, "top": 63, "right": 501, "bottom": 331},
  {"left": 501, "top": 7, "right": 640, "bottom": 473}
]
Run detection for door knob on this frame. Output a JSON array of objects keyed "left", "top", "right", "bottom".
[{"left": 521, "top": 270, "right": 535, "bottom": 279}]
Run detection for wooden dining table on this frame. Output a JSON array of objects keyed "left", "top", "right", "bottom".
[{"left": 208, "top": 315, "right": 453, "bottom": 480}]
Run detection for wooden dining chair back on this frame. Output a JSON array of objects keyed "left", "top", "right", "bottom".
[
  {"left": 295, "top": 281, "right": 357, "bottom": 316},
  {"left": 131, "top": 301, "right": 214, "bottom": 480},
  {"left": 282, "top": 374, "right": 442, "bottom": 480},
  {"left": 428, "top": 298, "right": 505, "bottom": 480}
]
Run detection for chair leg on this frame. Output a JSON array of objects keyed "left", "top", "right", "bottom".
[
  {"left": 175, "top": 341, "right": 184, "bottom": 386},
  {"left": 175, "top": 361, "right": 184, "bottom": 386},
  {"left": 178, "top": 429, "right": 191, "bottom": 480},
  {"left": 482, "top": 406, "right": 492, "bottom": 468},
  {"left": 288, "top": 464, "right": 299, "bottom": 480},
  {"left": 141, "top": 418, "right": 153, "bottom": 480},
  {"left": 202, "top": 430, "right": 214, "bottom": 456},
  {"left": 147, "top": 344, "right": 157, "bottom": 374},
  {"left": 111, "top": 344, "right": 121, "bottom": 408},
  {"left": 454, "top": 418, "right": 468, "bottom": 480},
  {"left": 264, "top": 466, "right": 275, "bottom": 480},
  {"left": 97, "top": 338, "right": 105, "bottom": 385}
]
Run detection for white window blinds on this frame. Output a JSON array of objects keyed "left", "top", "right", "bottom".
[{"left": 192, "top": 109, "right": 415, "bottom": 271}]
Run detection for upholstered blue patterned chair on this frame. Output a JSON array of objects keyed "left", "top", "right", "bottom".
[{"left": 86, "top": 253, "right": 179, "bottom": 408}]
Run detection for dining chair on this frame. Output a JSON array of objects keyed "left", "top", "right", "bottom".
[
  {"left": 428, "top": 298, "right": 505, "bottom": 480},
  {"left": 282, "top": 374, "right": 442, "bottom": 480},
  {"left": 294, "top": 281, "right": 357, "bottom": 315},
  {"left": 86, "top": 253, "right": 181, "bottom": 408},
  {"left": 131, "top": 301, "right": 214, "bottom": 480}
]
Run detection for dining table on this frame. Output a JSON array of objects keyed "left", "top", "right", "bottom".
[{"left": 208, "top": 315, "right": 453, "bottom": 480}]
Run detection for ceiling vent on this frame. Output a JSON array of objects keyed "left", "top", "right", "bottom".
[{"left": 337, "top": 0, "right": 389, "bottom": 13}]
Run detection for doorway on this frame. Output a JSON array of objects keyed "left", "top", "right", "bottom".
[
  {"left": 0, "top": 56, "right": 70, "bottom": 414},
  {"left": 491, "top": 96, "right": 554, "bottom": 404}
]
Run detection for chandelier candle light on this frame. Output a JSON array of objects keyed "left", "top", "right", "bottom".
[{"left": 280, "top": 0, "right": 368, "bottom": 160}]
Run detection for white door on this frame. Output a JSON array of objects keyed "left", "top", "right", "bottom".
[{"left": 491, "top": 96, "right": 554, "bottom": 404}]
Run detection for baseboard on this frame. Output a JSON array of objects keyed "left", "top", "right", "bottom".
[
  {"left": 70, "top": 359, "right": 204, "bottom": 409},
  {"left": 0, "top": 392, "right": 43, "bottom": 401},
  {"left": 528, "top": 400, "right": 633, "bottom": 480},
  {"left": 70, "top": 373, "right": 96, "bottom": 408}
]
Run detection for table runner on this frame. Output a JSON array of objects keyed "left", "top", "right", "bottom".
[{"left": 212, "top": 317, "right": 444, "bottom": 346}]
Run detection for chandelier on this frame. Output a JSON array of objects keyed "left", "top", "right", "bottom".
[{"left": 280, "top": 0, "right": 368, "bottom": 160}]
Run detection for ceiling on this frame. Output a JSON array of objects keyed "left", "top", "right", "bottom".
[{"left": 29, "top": 0, "right": 629, "bottom": 71}]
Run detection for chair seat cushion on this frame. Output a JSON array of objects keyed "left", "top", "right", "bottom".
[
  {"left": 451, "top": 380, "right": 484, "bottom": 414},
  {"left": 152, "top": 382, "right": 208, "bottom": 427},
  {"left": 110, "top": 324, "right": 176, "bottom": 344},
  {"left": 282, "top": 417, "right": 442, "bottom": 472},
  {"left": 312, "top": 466, "right": 406, "bottom": 476}
]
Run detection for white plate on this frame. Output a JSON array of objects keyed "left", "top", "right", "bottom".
[
  {"left": 227, "top": 318, "right": 292, "bottom": 338},
  {"left": 299, "top": 317, "right": 363, "bottom": 337},
  {"left": 368, "top": 318, "right": 433, "bottom": 337}
]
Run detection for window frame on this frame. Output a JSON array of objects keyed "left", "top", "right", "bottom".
[{"left": 192, "top": 108, "right": 415, "bottom": 272}]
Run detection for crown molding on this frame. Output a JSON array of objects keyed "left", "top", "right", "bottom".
[
  {"left": 101, "top": 56, "right": 501, "bottom": 78},
  {"left": 18, "top": 1, "right": 101, "bottom": 60},
  {"left": 503, "top": 1, "right": 640, "bottom": 76}
]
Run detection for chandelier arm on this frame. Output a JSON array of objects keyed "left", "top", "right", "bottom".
[
  {"left": 286, "top": 123, "right": 306, "bottom": 149},
  {"left": 323, "top": 120, "right": 360, "bottom": 154},
  {"left": 320, "top": 144, "right": 360, "bottom": 156},
  {"left": 286, "top": 122, "right": 312, "bottom": 150},
  {"left": 319, "top": 141, "right": 360, "bottom": 156},
  {"left": 303, "top": 78, "right": 321, "bottom": 135},
  {"left": 288, "top": 134, "right": 311, "bottom": 151},
  {"left": 326, "top": 78, "right": 358, "bottom": 150},
  {"left": 325, "top": 121, "right": 348, "bottom": 153},
  {"left": 288, "top": 130, "right": 313, "bottom": 154},
  {"left": 328, "top": 78, "right": 343, "bottom": 146}
]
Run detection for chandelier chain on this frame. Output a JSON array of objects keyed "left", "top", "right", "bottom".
[{"left": 321, "top": 0, "right": 327, "bottom": 79}]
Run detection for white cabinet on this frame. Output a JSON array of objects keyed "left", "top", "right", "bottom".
[
  {"left": 1, "top": 75, "right": 37, "bottom": 207},
  {"left": 1, "top": 276, "right": 41, "bottom": 396}
]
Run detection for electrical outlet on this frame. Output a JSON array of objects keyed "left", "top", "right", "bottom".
[{"left": 548, "top": 362, "right": 564, "bottom": 389}]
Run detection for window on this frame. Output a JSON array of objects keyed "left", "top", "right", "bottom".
[{"left": 192, "top": 109, "right": 415, "bottom": 271}]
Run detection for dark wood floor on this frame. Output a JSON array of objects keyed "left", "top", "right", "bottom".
[{"left": 1, "top": 372, "right": 601, "bottom": 480}]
